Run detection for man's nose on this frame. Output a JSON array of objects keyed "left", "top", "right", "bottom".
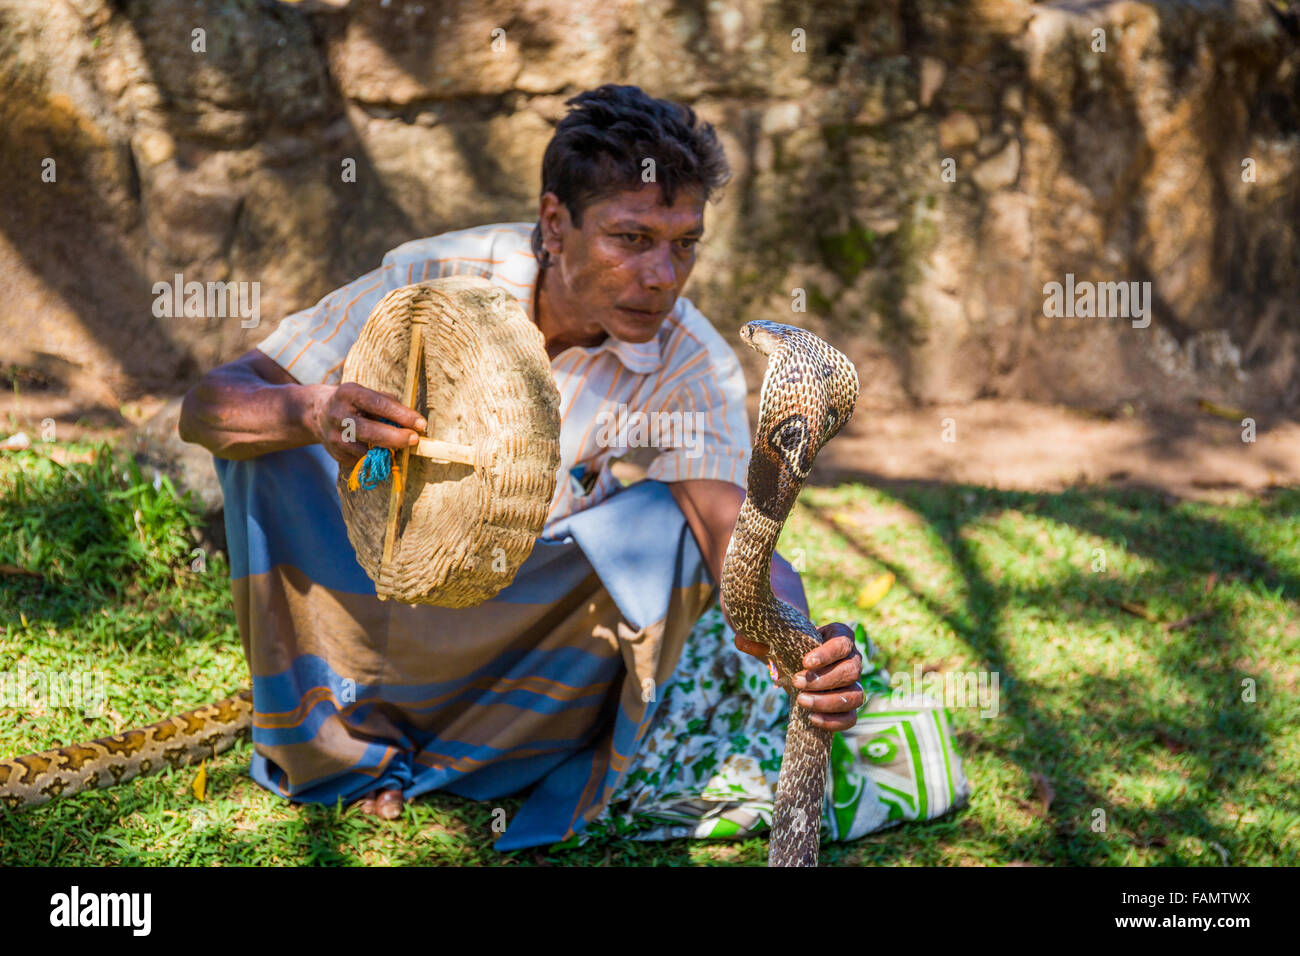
[{"left": 640, "top": 242, "right": 678, "bottom": 290}]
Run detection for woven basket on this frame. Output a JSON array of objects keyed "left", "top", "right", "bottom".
[{"left": 337, "top": 276, "right": 561, "bottom": 607}]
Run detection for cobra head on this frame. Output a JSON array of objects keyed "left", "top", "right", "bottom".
[{"left": 739, "top": 320, "right": 859, "bottom": 520}]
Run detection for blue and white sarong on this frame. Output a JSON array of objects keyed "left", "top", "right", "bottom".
[{"left": 215, "top": 442, "right": 721, "bottom": 848}]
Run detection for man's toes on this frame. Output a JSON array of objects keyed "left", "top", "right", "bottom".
[
  {"left": 376, "top": 789, "right": 404, "bottom": 820},
  {"left": 351, "top": 794, "right": 377, "bottom": 815}
]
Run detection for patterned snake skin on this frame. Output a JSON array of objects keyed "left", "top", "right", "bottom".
[
  {"left": 0, "top": 691, "right": 252, "bottom": 811},
  {"left": 720, "top": 320, "right": 860, "bottom": 867}
]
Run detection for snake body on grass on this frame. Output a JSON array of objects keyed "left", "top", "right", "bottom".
[
  {"left": 0, "top": 691, "right": 252, "bottom": 811},
  {"left": 721, "top": 320, "right": 860, "bottom": 867}
]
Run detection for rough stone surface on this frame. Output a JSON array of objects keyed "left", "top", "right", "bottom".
[
  {"left": 0, "top": 0, "right": 1297, "bottom": 415},
  {"left": 972, "top": 137, "right": 1021, "bottom": 190},
  {"left": 939, "top": 111, "right": 982, "bottom": 151}
]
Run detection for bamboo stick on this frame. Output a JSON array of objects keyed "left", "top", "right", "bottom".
[
  {"left": 377, "top": 315, "right": 428, "bottom": 600},
  {"left": 411, "top": 437, "right": 481, "bottom": 467}
]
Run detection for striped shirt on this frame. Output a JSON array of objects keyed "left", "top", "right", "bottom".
[{"left": 255, "top": 222, "right": 752, "bottom": 529}]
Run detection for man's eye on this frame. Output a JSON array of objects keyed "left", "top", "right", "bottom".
[
  {"left": 676, "top": 238, "right": 699, "bottom": 250},
  {"left": 619, "top": 233, "right": 645, "bottom": 243}
]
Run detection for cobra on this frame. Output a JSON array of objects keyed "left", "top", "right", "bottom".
[{"left": 720, "top": 319, "right": 860, "bottom": 868}]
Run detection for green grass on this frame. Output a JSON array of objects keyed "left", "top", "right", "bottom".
[{"left": 1, "top": 441, "right": 1297, "bottom": 865}]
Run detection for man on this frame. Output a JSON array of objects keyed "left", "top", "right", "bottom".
[{"left": 180, "top": 84, "right": 863, "bottom": 841}]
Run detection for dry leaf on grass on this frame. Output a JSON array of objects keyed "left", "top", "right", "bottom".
[
  {"left": 1156, "top": 730, "right": 1188, "bottom": 754},
  {"left": 1017, "top": 773, "right": 1056, "bottom": 818},
  {"left": 1197, "top": 399, "right": 1247, "bottom": 421},
  {"left": 0, "top": 564, "right": 41, "bottom": 578},
  {"left": 1119, "top": 601, "right": 1158, "bottom": 622},
  {"left": 856, "top": 572, "right": 895, "bottom": 610},
  {"left": 1164, "top": 609, "right": 1216, "bottom": 632},
  {"left": 1032, "top": 773, "right": 1055, "bottom": 814}
]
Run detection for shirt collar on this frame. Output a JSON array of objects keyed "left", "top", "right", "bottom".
[
  {"left": 548, "top": 333, "right": 663, "bottom": 375},
  {"left": 596, "top": 335, "right": 663, "bottom": 373}
]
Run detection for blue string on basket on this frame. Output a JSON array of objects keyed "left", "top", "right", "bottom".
[{"left": 345, "top": 417, "right": 400, "bottom": 492}]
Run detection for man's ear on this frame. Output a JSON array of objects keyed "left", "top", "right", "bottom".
[{"left": 538, "top": 192, "right": 567, "bottom": 263}]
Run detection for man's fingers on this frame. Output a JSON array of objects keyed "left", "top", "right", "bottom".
[
  {"left": 733, "top": 633, "right": 770, "bottom": 660},
  {"left": 345, "top": 384, "right": 428, "bottom": 433},
  {"left": 808, "top": 711, "right": 860, "bottom": 732},
  {"left": 803, "top": 632, "right": 859, "bottom": 670},
  {"left": 796, "top": 627, "right": 863, "bottom": 692},
  {"left": 351, "top": 415, "right": 420, "bottom": 450},
  {"left": 818, "top": 621, "right": 855, "bottom": 640},
  {"left": 794, "top": 682, "right": 865, "bottom": 715},
  {"left": 795, "top": 656, "right": 862, "bottom": 692}
]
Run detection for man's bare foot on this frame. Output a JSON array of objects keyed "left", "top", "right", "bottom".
[{"left": 351, "top": 788, "right": 404, "bottom": 819}]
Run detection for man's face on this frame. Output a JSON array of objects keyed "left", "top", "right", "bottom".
[{"left": 538, "top": 182, "right": 706, "bottom": 344}]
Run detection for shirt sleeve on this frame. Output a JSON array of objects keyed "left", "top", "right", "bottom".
[
  {"left": 254, "top": 262, "right": 402, "bottom": 386},
  {"left": 253, "top": 225, "right": 529, "bottom": 386},
  {"left": 643, "top": 312, "right": 752, "bottom": 490}
]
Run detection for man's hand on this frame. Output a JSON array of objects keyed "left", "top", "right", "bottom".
[
  {"left": 308, "top": 382, "right": 427, "bottom": 473},
  {"left": 669, "top": 479, "right": 866, "bottom": 731},
  {"left": 180, "top": 349, "right": 424, "bottom": 465},
  {"left": 734, "top": 621, "right": 865, "bottom": 732}
]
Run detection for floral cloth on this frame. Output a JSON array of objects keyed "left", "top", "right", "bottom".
[{"left": 585, "top": 606, "right": 970, "bottom": 843}]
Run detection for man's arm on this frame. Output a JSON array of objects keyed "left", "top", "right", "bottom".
[
  {"left": 667, "top": 480, "right": 807, "bottom": 614},
  {"left": 668, "top": 478, "right": 865, "bottom": 731},
  {"left": 178, "top": 349, "right": 427, "bottom": 467}
]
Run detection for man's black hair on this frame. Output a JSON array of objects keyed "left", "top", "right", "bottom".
[{"left": 530, "top": 84, "right": 731, "bottom": 268}]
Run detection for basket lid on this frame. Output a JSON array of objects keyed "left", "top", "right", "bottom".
[{"left": 337, "top": 276, "right": 561, "bottom": 607}]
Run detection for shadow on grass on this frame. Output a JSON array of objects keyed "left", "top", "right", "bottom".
[
  {"left": 6, "top": 450, "right": 1296, "bottom": 865},
  {"left": 0, "top": 755, "right": 708, "bottom": 867},
  {"left": 799, "top": 475, "right": 1299, "bottom": 864},
  {"left": 0, "top": 446, "right": 222, "bottom": 655}
]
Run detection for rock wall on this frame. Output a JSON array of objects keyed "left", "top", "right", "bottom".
[{"left": 1, "top": 0, "right": 1297, "bottom": 411}]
